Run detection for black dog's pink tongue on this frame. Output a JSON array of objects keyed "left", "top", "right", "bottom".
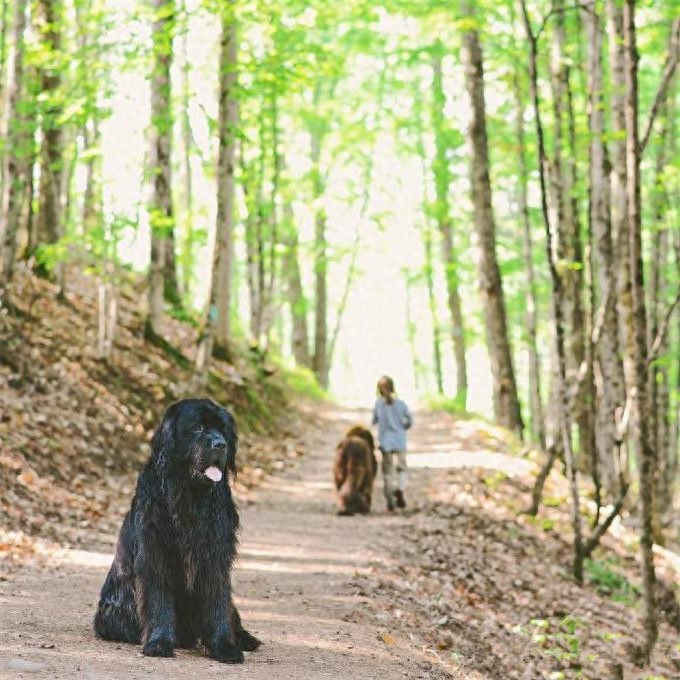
[{"left": 204, "top": 466, "right": 223, "bottom": 482}]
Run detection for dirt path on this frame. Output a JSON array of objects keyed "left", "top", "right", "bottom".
[
  {"left": 9, "top": 403, "right": 678, "bottom": 680},
  {"left": 0, "top": 404, "right": 526, "bottom": 680}
]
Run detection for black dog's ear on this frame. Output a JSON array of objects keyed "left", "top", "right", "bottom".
[
  {"left": 221, "top": 408, "right": 238, "bottom": 479},
  {"left": 151, "top": 404, "right": 178, "bottom": 466}
]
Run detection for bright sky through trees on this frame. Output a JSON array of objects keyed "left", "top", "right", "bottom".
[{"left": 98, "top": 0, "right": 492, "bottom": 410}]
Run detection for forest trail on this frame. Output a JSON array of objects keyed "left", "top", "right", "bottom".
[{"left": 0, "top": 403, "right": 527, "bottom": 680}]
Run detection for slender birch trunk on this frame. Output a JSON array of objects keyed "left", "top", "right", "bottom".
[
  {"left": 146, "top": 0, "right": 178, "bottom": 339},
  {"left": 583, "top": 5, "right": 626, "bottom": 496},
  {"left": 550, "top": 3, "right": 593, "bottom": 476},
  {"left": 623, "top": 0, "right": 657, "bottom": 659},
  {"left": 282, "top": 202, "right": 310, "bottom": 368},
  {"left": 211, "top": 6, "right": 238, "bottom": 354},
  {"left": 461, "top": 3, "right": 523, "bottom": 437},
  {"left": 0, "top": 0, "right": 10, "bottom": 199},
  {"left": 608, "top": 0, "right": 635, "bottom": 397},
  {"left": 431, "top": 44, "right": 467, "bottom": 406},
  {"left": 36, "top": 0, "right": 64, "bottom": 251},
  {"left": 196, "top": 4, "right": 238, "bottom": 373},
  {"left": 82, "top": 118, "right": 102, "bottom": 233},
  {"left": 309, "top": 83, "right": 329, "bottom": 389},
  {"left": 0, "top": 0, "right": 29, "bottom": 283},
  {"left": 179, "top": 0, "right": 194, "bottom": 300},
  {"left": 415, "top": 83, "right": 444, "bottom": 395},
  {"left": 520, "top": 0, "right": 583, "bottom": 581},
  {"left": 513, "top": 66, "right": 544, "bottom": 448}
]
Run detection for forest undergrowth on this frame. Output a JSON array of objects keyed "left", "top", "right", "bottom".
[
  {"left": 356, "top": 450, "right": 680, "bottom": 679},
  {"left": 1, "top": 270, "right": 680, "bottom": 680},
  {"left": 0, "top": 267, "right": 313, "bottom": 555}
]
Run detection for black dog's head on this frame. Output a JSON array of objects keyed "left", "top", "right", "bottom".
[{"left": 150, "top": 398, "right": 238, "bottom": 486}]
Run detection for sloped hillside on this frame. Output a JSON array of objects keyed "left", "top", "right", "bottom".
[{"left": 0, "top": 266, "right": 310, "bottom": 549}]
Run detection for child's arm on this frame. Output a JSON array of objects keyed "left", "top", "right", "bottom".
[{"left": 401, "top": 402, "right": 413, "bottom": 430}]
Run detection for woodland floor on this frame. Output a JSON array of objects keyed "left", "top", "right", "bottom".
[
  {"left": 1, "top": 402, "right": 680, "bottom": 680},
  {"left": 1, "top": 270, "right": 680, "bottom": 679}
]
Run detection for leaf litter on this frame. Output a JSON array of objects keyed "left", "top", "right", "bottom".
[{"left": 1, "top": 270, "right": 680, "bottom": 680}]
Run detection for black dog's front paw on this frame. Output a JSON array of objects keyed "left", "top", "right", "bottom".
[
  {"left": 208, "top": 637, "right": 244, "bottom": 664},
  {"left": 143, "top": 633, "right": 175, "bottom": 657},
  {"left": 237, "top": 628, "right": 261, "bottom": 652}
]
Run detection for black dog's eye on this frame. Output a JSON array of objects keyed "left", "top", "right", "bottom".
[{"left": 192, "top": 425, "right": 204, "bottom": 434}]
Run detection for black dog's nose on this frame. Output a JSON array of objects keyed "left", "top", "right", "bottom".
[{"left": 209, "top": 432, "right": 227, "bottom": 450}]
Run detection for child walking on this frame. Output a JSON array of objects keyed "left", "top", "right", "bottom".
[{"left": 372, "top": 375, "right": 413, "bottom": 511}]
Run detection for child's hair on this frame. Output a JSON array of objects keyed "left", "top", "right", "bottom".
[{"left": 377, "top": 375, "right": 395, "bottom": 404}]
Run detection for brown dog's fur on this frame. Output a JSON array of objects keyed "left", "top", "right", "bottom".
[{"left": 333, "top": 425, "right": 378, "bottom": 516}]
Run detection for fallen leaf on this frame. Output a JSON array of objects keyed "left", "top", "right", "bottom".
[{"left": 380, "top": 633, "right": 396, "bottom": 645}]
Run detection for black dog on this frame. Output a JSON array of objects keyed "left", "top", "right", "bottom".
[{"left": 94, "top": 398, "right": 260, "bottom": 663}]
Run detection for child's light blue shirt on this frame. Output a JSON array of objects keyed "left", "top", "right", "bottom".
[{"left": 372, "top": 397, "right": 412, "bottom": 452}]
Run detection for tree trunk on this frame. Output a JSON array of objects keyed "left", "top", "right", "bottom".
[
  {"left": 461, "top": 4, "right": 523, "bottom": 437},
  {"left": 24, "top": 139, "right": 37, "bottom": 258},
  {"left": 97, "top": 282, "right": 117, "bottom": 360},
  {"left": 243, "top": 151, "right": 265, "bottom": 344},
  {"left": 63, "top": 126, "right": 80, "bottom": 237},
  {"left": 513, "top": 66, "right": 544, "bottom": 448},
  {"left": 262, "top": 89, "right": 281, "bottom": 352},
  {"left": 551, "top": 3, "right": 593, "bottom": 474},
  {"left": 583, "top": 5, "right": 626, "bottom": 496},
  {"left": 520, "top": 0, "right": 583, "bottom": 581},
  {"left": 639, "top": 18, "right": 680, "bottom": 155},
  {"left": 424, "top": 223, "right": 444, "bottom": 395},
  {"left": 209, "top": 6, "right": 238, "bottom": 357},
  {"left": 195, "top": 7, "right": 238, "bottom": 376},
  {"left": 35, "top": 0, "right": 64, "bottom": 253},
  {"left": 309, "top": 84, "right": 328, "bottom": 389},
  {"left": 312, "top": 206, "right": 328, "bottom": 388},
  {"left": 0, "top": 0, "right": 10, "bottom": 197},
  {"left": 564, "top": 40, "right": 597, "bottom": 501},
  {"left": 282, "top": 202, "right": 310, "bottom": 368},
  {"left": 146, "top": 0, "right": 178, "bottom": 339},
  {"left": 404, "top": 277, "right": 423, "bottom": 391},
  {"left": 608, "top": 0, "right": 635, "bottom": 397},
  {"left": 244, "top": 91, "right": 280, "bottom": 352},
  {"left": 431, "top": 45, "right": 467, "bottom": 407},
  {"left": 670, "top": 232, "right": 680, "bottom": 508},
  {"left": 0, "top": 0, "right": 28, "bottom": 283},
  {"left": 649, "top": 232, "right": 670, "bottom": 521},
  {"left": 648, "top": 111, "right": 672, "bottom": 527},
  {"left": 623, "top": 0, "right": 657, "bottom": 659},
  {"left": 72, "top": 0, "right": 103, "bottom": 241},
  {"left": 414, "top": 83, "right": 443, "bottom": 395},
  {"left": 82, "top": 118, "right": 102, "bottom": 234},
  {"left": 0, "top": 0, "right": 9, "bottom": 109},
  {"left": 178, "top": 0, "right": 194, "bottom": 302}
]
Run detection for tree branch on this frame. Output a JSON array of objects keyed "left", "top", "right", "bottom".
[
  {"left": 582, "top": 481, "right": 629, "bottom": 558},
  {"left": 648, "top": 289, "right": 680, "bottom": 364},
  {"left": 524, "top": 444, "right": 559, "bottom": 516},
  {"left": 640, "top": 18, "right": 680, "bottom": 154},
  {"left": 581, "top": 392, "right": 633, "bottom": 556},
  {"left": 535, "top": 0, "right": 597, "bottom": 40},
  {"left": 567, "top": 281, "right": 614, "bottom": 409}
]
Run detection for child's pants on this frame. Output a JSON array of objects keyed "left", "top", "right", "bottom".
[{"left": 381, "top": 449, "right": 407, "bottom": 503}]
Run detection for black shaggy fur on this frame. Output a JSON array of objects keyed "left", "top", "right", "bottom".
[{"left": 94, "top": 398, "right": 260, "bottom": 663}]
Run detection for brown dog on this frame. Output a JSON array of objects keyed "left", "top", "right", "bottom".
[{"left": 333, "top": 425, "right": 378, "bottom": 516}]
